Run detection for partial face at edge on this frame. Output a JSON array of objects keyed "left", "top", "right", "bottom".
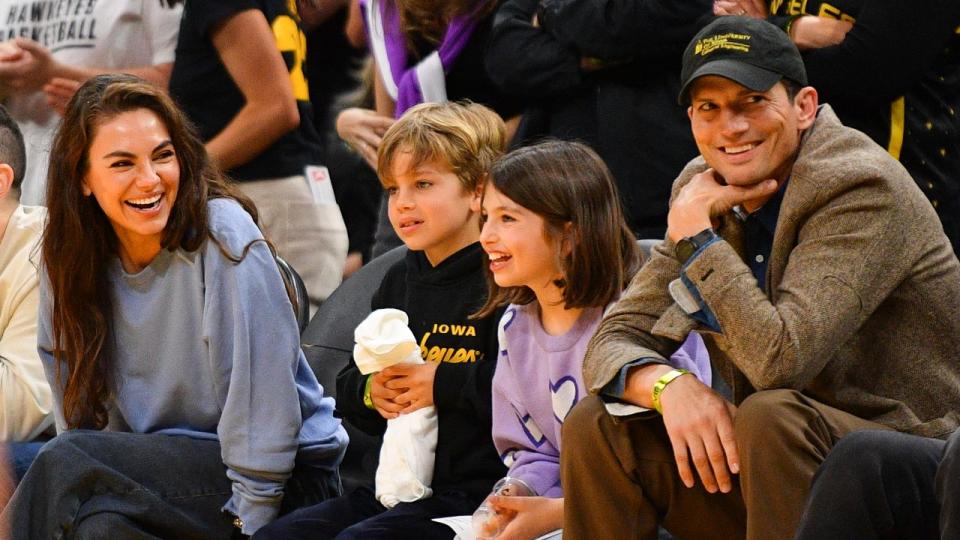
[{"left": 687, "top": 76, "right": 818, "bottom": 187}]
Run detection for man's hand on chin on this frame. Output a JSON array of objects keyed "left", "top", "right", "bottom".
[{"left": 667, "top": 169, "right": 778, "bottom": 242}]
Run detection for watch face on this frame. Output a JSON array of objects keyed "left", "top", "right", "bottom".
[{"left": 676, "top": 240, "right": 695, "bottom": 263}]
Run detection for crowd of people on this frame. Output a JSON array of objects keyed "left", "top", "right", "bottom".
[{"left": 0, "top": 0, "right": 956, "bottom": 539}]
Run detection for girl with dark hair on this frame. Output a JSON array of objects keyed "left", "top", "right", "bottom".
[
  {"left": 473, "top": 141, "right": 710, "bottom": 539},
  {"left": 2, "top": 74, "right": 347, "bottom": 538}
]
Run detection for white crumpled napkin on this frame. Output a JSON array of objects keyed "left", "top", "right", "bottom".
[
  {"left": 354, "top": 308, "right": 422, "bottom": 374},
  {"left": 353, "top": 309, "right": 439, "bottom": 507}
]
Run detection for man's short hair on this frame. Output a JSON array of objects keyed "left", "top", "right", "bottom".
[{"left": 0, "top": 106, "right": 26, "bottom": 191}]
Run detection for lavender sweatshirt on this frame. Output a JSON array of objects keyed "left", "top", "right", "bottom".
[{"left": 492, "top": 302, "right": 710, "bottom": 497}]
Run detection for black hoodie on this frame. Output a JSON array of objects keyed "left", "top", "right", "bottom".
[{"left": 337, "top": 243, "right": 505, "bottom": 501}]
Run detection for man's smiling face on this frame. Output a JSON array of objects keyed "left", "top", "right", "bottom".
[{"left": 687, "top": 75, "right": 817, "bottom": 187}]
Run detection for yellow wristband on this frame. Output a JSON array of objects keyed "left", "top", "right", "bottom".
[
  {"left": 652, "top": 369, "right": 691, "bottom": 414},
  {"left": 363, "top": 374, "right": 375, "bottom": 410}
]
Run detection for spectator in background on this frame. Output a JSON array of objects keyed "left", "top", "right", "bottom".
[
  {"left": 169, "top": 0, "right": 348, "bottom": 311},
  {"left": 2, "top": 74, "right": 347, "bottom": 538},
  {"left": 0, "top": 0, "right": 182, "bottom": 205},
  {"left": 337, "top": 0, "right": 522, "bottom": 257},
  {"left": 714, "top": 0, "right": 960, "bottom": 253},
  {"left": 300, "top": 0, "right": 381, "bottom": 275},
  {"left": 0, "top": 105, "right": 51, "bottom": 445},
  {"left": 485, "top": 0, "right": 711, "bottom": 239}
]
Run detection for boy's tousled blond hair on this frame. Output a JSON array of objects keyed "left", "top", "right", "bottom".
[{"left": 377, "top": 101, "right": 506, "bottom": 192}]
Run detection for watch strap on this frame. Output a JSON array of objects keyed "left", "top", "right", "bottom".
[{"left": 676, "top": 228, "right": 718, "bottom": 264}]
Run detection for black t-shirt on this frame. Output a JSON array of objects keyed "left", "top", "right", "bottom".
[{"left": 169, "top": 0, "right": 325, "bottom": 181}]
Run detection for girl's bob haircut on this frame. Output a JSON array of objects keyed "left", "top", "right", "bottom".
[{"left": 474, "top": 140, "right": 640, "bottom": 318}]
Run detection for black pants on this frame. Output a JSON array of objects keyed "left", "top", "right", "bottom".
[
  {"left": 254, "top": 485, "right": 479, "bottom": 540},
  {"left": 796, "top": 429, "right": 960, "bottom": 539},
  {"left": 1, "top": 430, "right": 339, "bottom": 539}
]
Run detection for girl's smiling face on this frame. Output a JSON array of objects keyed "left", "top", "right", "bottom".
[
  {"left": 480, "top": 183, "right": 564, "bottom": 297},
  {"left": 83, "top": 108, "right": 180, "bottom": 270}
]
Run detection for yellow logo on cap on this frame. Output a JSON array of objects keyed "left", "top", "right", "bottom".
[{"left": 694, "top": 33, "right": 751, "bottom": 56}]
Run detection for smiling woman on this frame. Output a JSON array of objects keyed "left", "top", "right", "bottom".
[
  {"left": 82, "top": 108, "right": 181, "bottom": 272},
  {"left": 0, "top": 74, "right": 348, "bottom": 537}
]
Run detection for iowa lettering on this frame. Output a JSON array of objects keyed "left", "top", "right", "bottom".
[{"left": 419, "top": 323, "right": 482, "bottom": 363}]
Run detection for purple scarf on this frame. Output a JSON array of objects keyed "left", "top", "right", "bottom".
[{"left": 362, "top": 0, "right": 481, "bottom": 117}]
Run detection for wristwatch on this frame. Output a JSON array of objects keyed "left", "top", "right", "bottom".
[{"left": 675, "top": 228, "right": 718, "bottom": 264}]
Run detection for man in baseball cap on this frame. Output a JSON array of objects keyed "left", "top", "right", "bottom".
[
  {"left": 677, "top": 15, "right": 808, "bottom": 105},
  {"left": 561, "top": 15, "right": 960, "bottom": 540}
]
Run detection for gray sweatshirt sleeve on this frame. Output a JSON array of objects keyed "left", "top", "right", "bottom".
[{"left": 203, "top": 204, "right": 306, "bottom": 534}]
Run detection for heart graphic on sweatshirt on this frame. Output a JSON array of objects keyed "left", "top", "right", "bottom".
[
  {"left": 498, "top": 308, "right": 517, "bottom": 357},
  {"left": 519, "top": 413, "right": 546, "bottom": 448},
  {"left": 551, "top": 376, "right": 580, "bottom": 423}
]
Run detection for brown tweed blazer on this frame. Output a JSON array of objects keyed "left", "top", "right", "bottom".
[{"left": 585, "top": 105, "right": 960, "bottom": 439}]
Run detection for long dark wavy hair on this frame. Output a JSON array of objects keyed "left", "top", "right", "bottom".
[
  {"left": 473, "top": 141, "right": 641, "bottom": 318},
  {"left": 43, "top": 74, "right": 259, "bottom": 430}
]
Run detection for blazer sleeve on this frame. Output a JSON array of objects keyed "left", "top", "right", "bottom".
[
  {"left": 680, "top": 161, "right": 928, "bottom": 391},
  {"left": 583, "top": 239, "right": 688, "bottom": 393}
]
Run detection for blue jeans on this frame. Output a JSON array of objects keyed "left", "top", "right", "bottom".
[{"left": 2, "top": 430, "right": 339, "bottom": 539}]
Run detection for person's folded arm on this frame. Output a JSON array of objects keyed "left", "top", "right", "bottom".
[
  {"left": 207, "top": 214, "right": 316, "bottom": 535},
  {"left": 684, "top": 173, "right": 914, "bottom": 391},
  {"left": 484, "top": 0, "right": 584, "bottom": 98},
  {"left": 334, "top": 279, "right": 393, "bottom": 435},
  {"left": 789, "top": 0, "right": 960, "bottom": 108},
  {"left": 491, "top": 374, "right": 562, "bottom": 498},
  {"left": 537, "top": 0, "right": 713, "bottom": 62},
  {"left": 205, "top": 9, "right": 300, "bottom": 171},
  {"left": 583, "top": 239, "right": 688, "bottom": 393}
]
